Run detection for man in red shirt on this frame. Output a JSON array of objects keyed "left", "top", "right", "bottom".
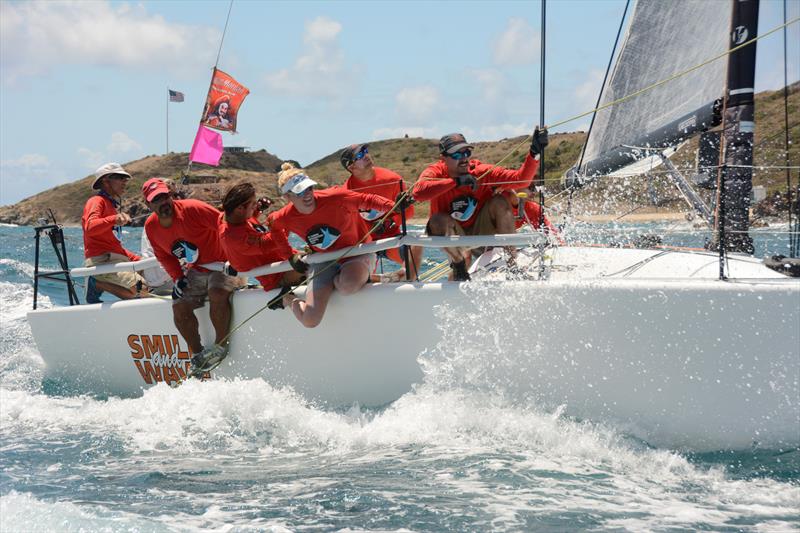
[
  {"left": 142, "top": 178, "right": 244, "bottom": 372},
  {"left": 340, "top": 143, "right": 422, "bottom": 281},
  {"left": 81, "top": 162, "right": 144, "bottom": 303},
  {"left": 411, "top": 129, "right": 547, "bottom": 280},
  {"left": 219, "top": 182, "right": 301, "bottom": 304},
  {"left": 268, "top": 163, "right": 397, "bottom": 328}
]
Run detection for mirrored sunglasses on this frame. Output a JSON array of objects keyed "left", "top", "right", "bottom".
[
  {"left": 448, "top": 149, "right": 472, "bottom": 161},
  {"left": 354, "top": 148, "right": 369, "bottom": 161}
]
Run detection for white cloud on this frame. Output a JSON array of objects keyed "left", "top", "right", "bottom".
[
  {"left": 77, "top": 131, "right": 143, "bottom": 172},
  {"left": 396, "top": 86, "right": 439, "bottom": 123},
  {"left": 574, "top": 68, "right": 604, "bottom": 110},
  {"left": 0, "top": 153, "right": 50, "bottom": 171},
  {"left": 571, "top": 68, "right": 605, "bottom": 129},
  {"left": 77, "top": 148, "right": 106, "bottom": 172},
  {"left": 493, "top": 18, "right": 539, "bottom": 66},
  {"left": 264, "top": 17, "right": 355, "bottom": 99},
  {"left": 0, "top": 153, "right": 70, "bottom": 205},
  {"left": 107, "top": 132, "right": 142, "bottom": 153},
  {"left": 0, "top": 1, "right": 219, "bottom": 85},
  {"left": 473, "top": 69, "right": 506, "bottom": 105}
]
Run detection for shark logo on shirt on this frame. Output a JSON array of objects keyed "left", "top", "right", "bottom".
[
  {"left": 306, "top": 225, "right": 341, "bottom": 251},
  {"left": 450, "top": 195, "right": 478, "bottom": 222},
  {"left": 171, "top": 240, "right": 199, "bottom": 264},
  {"left": 359, "top": 208, "right": 385, "bottom": 221}
]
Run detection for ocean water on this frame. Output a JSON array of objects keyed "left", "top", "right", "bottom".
[{"left": 1, "top": 223, "right": 798, "bottom": 532}]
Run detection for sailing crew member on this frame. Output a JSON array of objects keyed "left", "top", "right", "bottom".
[
  {"left": 218, "top": 182, "right": 302, "bottom": 305},
  {"left": 139, "top": 178, "right": 176, "bottom": 296},
  {"left": 81, "top": 162, "right": 146, "bottom": 303},
  {"left": 340, "top": 143, "right": 422, "bottom": 281},
  {"left": 142, "top": 178, "right": 245, "bottom": 372},
  {"left": 268, "top": 163, "right": 397, "bottom": 328},
  {"left": 411, "top": 129, "right": 547, "bottom": 280}
]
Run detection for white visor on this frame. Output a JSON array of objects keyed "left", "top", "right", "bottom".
[{"left": 280, "top": 173, "right": 318, "bottom": 195}]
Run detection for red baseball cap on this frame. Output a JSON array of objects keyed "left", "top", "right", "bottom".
[{"left": 142, "top": 178, "right": 170, "bottom": 202}]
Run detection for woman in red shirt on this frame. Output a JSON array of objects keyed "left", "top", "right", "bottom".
[
  {"left": 219, "top": 182, "right": 301, "bottom": 296},
  {"left": 268, "top": 163, "right": 396, "bottom": 328}
]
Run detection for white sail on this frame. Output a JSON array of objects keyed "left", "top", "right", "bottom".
[{"left": 580, "top": 0, "right": 732, "bottom": 175}]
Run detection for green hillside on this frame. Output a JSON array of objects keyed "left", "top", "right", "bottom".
[{"left": 0, "top": 84, "right": 795, "bottom": 226}]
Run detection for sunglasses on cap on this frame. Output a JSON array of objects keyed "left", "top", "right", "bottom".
[{"left": 448, "top": 149, "right": 472, "bottom": 161}]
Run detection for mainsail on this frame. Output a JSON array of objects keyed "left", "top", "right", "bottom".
[{"left": 576, "top": 0, "right": 732, "bottom": 178}]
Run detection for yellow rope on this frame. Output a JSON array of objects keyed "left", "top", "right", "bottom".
[{"left": 471, "top": 16, "right": 800, "bottom": 184}]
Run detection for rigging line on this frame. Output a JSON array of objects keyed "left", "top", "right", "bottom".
[
  {"left": 470, "top": 17, "right": 799, "bottom": 193},
  {"left": 215, "top": 0, "right": 234, "bottom": 68},
  {"left": 576, "top": 0, "right": 630, "bottom": 171},
  {"left": 547, "top": 16, "right": 800, "bottom": 132}
]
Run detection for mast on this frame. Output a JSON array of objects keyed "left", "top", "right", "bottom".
[{"left": 716, "top": 0, "right": 760, "bottom": 254}]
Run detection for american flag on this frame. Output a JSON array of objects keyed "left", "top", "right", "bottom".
[{"left": 168, "top": 89, "right": 184, "bottom": 102}]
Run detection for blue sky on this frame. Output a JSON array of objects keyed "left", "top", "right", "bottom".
[{"left": 1, "top": 0, "right": 797, "bottom": 205}]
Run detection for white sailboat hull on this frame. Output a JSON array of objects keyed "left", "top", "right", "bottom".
[{"left": 28, "top": 247, "right": 800, "bottom": 450}]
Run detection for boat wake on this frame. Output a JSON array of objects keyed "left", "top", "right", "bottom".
[{"left": 1, "top": 246, "right": 798, "bottom": 531}]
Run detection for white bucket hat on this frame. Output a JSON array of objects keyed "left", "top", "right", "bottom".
[{"left": 92, "top": 162, "right": 131, "bottom": 190}]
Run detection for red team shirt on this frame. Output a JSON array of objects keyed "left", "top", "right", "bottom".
[
  {"left": 219, "top": 217, "right": 294, "bottom": 291},
  {"left": 412, "top": 154, "right": 539, "bottom": 228},
  {"left": 343, "top": 167, "right": 413, "bottom": 240},
  {"left": 144, "top": 199, "right": 227, "bottom": 281},
  {"left": 268, "top": 188, "right": 395, "bottom": 254},
  {"left": 81, "top": 194, "right": 140, "bottom": 260}
]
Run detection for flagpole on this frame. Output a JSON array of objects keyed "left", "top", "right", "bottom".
[
  {"left": 166, "top": 86, "right": 169, "bottom": 154},
  {"left": 188, "top": 0, "right": 233, "bottom": 173}
]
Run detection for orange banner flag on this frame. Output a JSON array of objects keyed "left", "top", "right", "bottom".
[{"left": 200, "top": 68, "right": 250, "bottom": 133}]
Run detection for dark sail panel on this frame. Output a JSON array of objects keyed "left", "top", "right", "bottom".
[{"left": 578, "top": 0, "right": 732, "bottom": 177}]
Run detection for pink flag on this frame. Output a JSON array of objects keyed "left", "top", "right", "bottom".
[{"left": 189, "top": 125, "right": 223, "bottom": 166}]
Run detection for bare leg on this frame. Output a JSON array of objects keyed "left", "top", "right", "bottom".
[
  {"left": 279, "top": 270, "right": 304, "bottom": 287},
  {"left": 406, "top": 245, "right": 424, "bottom": 279},
  {"left": 172, "top": 302, "right": 202, "bottom": 354},
  {"left": 208, "top": 287, "right": 233, "bottom": 346},
  {"left": 485, "top": 194, "right": 516, "bottom": 234},
  {"left": 333, "top": 259, "right": 370, "bottom": 295},
  {"left": 426, "top": 213, "right": 470, "bottom": 265},
  {"left": 288, "top": 282, "right": 334, "bottom": 329},
  {"left": 484, "top": 195, "right": 519, "bottom": 262},
  {"left": 94, "top": 280, "right": 137, "bottom": 300}
]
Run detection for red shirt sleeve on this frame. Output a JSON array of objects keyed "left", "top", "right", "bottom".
[
  {"left": 472, "top": 153, "right": 539, "bottom": 191},
  {"left": 267, "top": 208, "right": 294, "bottom": 257},
  {"left": 351, "top": 190, "right": 395, "bottom": 213},
  {"left": 82, "top": 197, "right": 117, "bottom": 237},
  {"left": 412, "top": 162, "right": 457, "bottom": 201}
]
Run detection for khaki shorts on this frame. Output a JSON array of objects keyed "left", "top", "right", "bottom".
[
  {"left": 309, "top": 253, "right": 377, "bottom": 292},
  {"left": 465, "top": 196, "right": 511, "bottom": 236},
  {"left": 175, "top": 269, "right": 246, "bottom": 309},
  {"left": 84, "top": 253, "right": 143, "bottom": 290}
]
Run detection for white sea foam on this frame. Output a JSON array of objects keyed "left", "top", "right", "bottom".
[
  {"left": 0, "top": 491, "right": 164, "bottom": 532},
  {"left": 1, "top": 379, "right": 798, "bottom": 531},
  {"left": 0, "top": 257, "right": 35, "bottom": 279},
  {"left": 0, "top": 281, "right": 45, "bottom": 391}
]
